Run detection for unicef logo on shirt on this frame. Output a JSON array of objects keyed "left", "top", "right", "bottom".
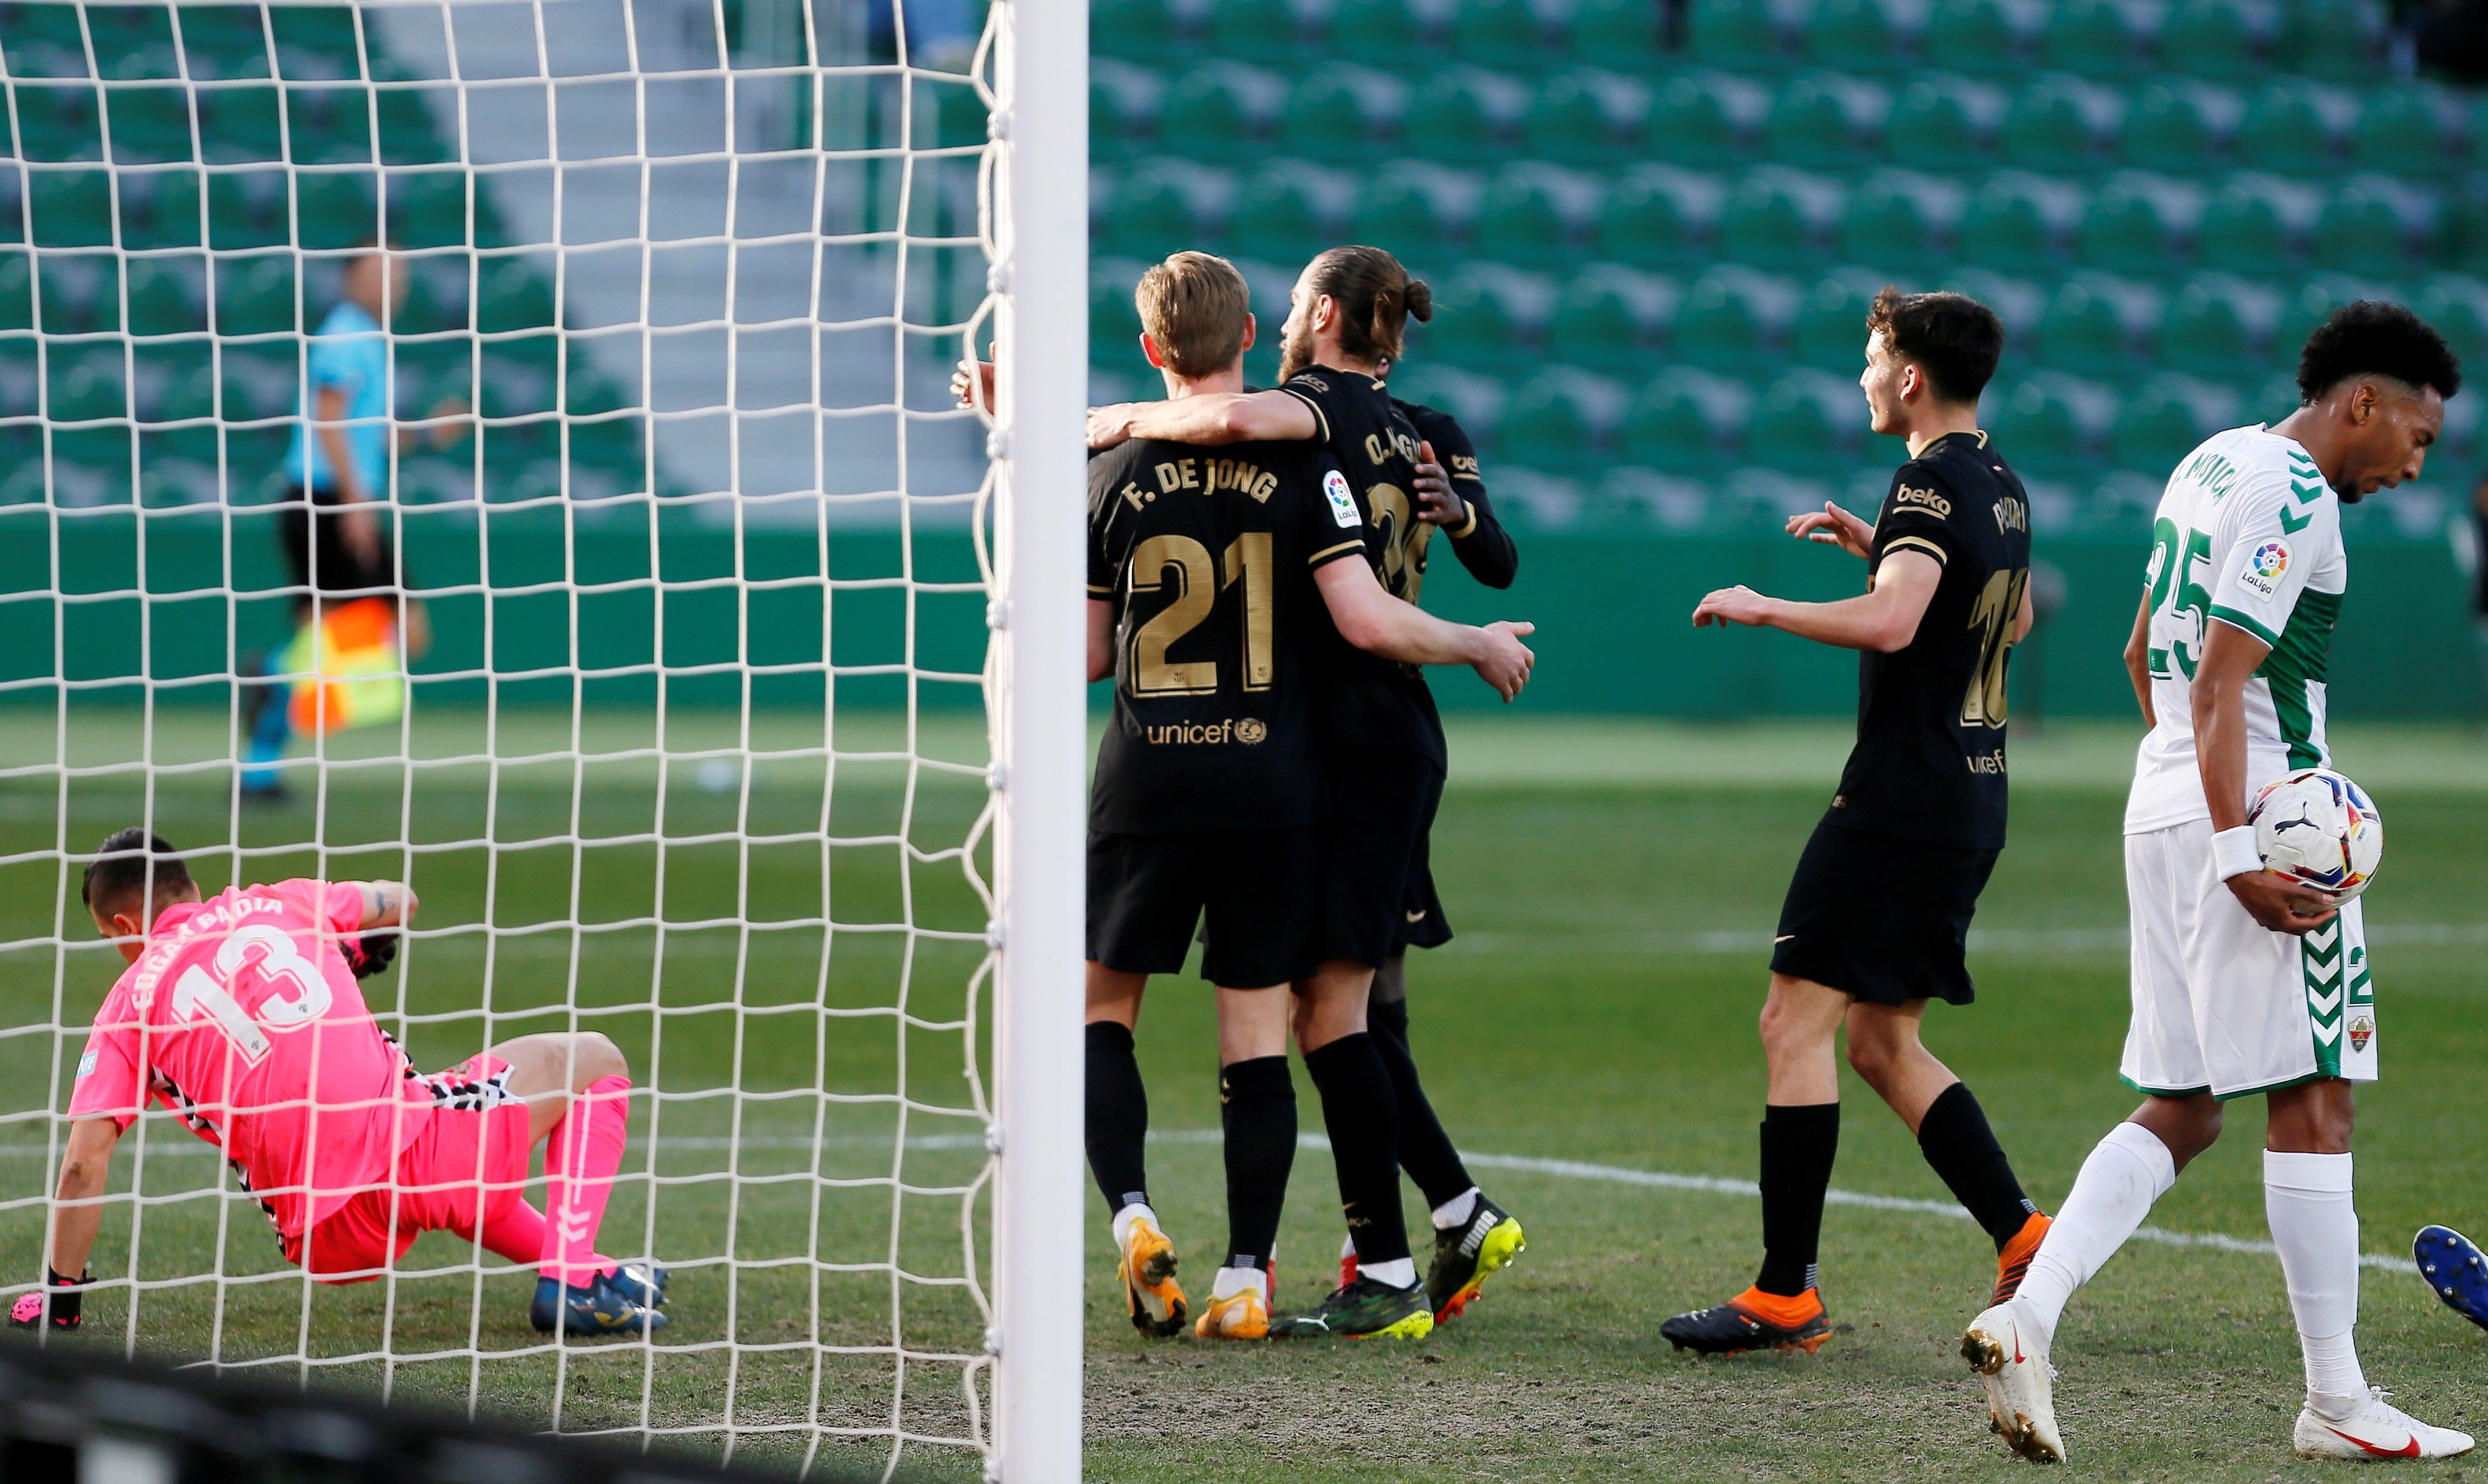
[{"left": 1236, "top": 718, "right": 1267, "bottom": 745}]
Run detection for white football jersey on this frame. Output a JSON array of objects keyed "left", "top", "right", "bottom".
[{"left": 2125, "top": 424, "right": 2346, "bottom": 834}]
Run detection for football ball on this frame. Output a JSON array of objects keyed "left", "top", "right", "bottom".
[{"left": 2248, "top": 768, "right": 2383, "bottom": 902}]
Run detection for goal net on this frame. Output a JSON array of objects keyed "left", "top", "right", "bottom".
[{"left": 0, "top": 0, "right": 1085, "bottom": 1477}]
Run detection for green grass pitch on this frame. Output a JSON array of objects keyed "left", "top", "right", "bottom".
[{"left": 3, "top": 709, "right": 2485, "bottom": 1482}]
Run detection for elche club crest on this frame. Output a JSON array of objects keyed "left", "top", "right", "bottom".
[{"left": 2349, "top": 1014, "right": 2374, "bottom": 1053}]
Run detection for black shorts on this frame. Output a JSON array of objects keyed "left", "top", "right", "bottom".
[
  {"left": 1389, "top": 828, "right": 1452, "bottom": 954},
  {"left": 1318, "top": 748, "right": 1446, "bottom": 969},
  {"left": 1769, "top": 822, "right": 1999, "bottom": 1008},
  {"left": 279, "top": 484, "right": 406, "bottom": 602},
  {"left": 1087, "top": 828, "right": 1319, "bottom": 989}
]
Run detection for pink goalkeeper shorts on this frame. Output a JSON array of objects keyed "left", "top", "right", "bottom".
[{"left": 285, "top": 1054, "right": 533, "bottom": 1283}]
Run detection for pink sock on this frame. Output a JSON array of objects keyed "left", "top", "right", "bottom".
[{"left": 540, "top": 1075, "right": 631, "bottom": 1289}]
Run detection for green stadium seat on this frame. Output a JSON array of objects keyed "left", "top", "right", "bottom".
[
  {"left": 2037, "top": 272, "right": 2160, "bottom": 374},
  {"left": 2236, "top": 80, "right": 2354, "bottom": 173},
  {"left": 1958, "top": 171, "right": 2083, "bottom": 273},
  {"left": 295, "top": 170, "right": 379, "bottom": 251},
  {"left": 1382, "top": 366, "right": 1506, "bottom": 449},
  {"left": 2156, "top": 0, "right": 2268, "bottom": 79},
  {"left": 1329, "top": 0, "right": 1435, "bottom": 55},
  {"left": 1229, "top": 163, "right": 1352, "bottom": 263},
  {"left": 374, "top": 78, "right": 455, "bottom": 167},
  {"left": 1158, "top": 65, "right": 1286, "bottom": 161},
  {"left": 1528, "top": 70, "right": 1650, "bottom": 162},
  {"left": 2273, "top": 274, "right": 2384, "bottom": 362},
  {"left": 1090, "top": 60, "right": 1163, "bottom": 151},
  {"left": 48, "top": 351, "right": 126, "bottom": 422},
  {"left": 116, "top": 167, "right": 203, "bottom": 249},
  {"left": 2416, "top": 274, "right": 2488, "bottom": 380},
  {"left": 2351, "top": 87, "right": 2459, "bottom": 177},
  {"left": 1568, "top": 0, "right": 1666, "bottom": 63},
  {"left": 208, "top": 168, "right": 290, "bottom": 250},
  {"left": 1451, "top": 0, "right": 1548, "bottom": 60},
  {"left": 2115, "top": 372, "right": 2243, "bottom": 469},
  {"left": 1, "top": 4, "right": 90, "bottom": 77},
  {"left": 104, "top": 83, "right": 196, "bottom": 164},
  {"left": 27, "top": 167, "right": 114, "bottom": 248},
  {"left": 0, "top": 252, "right": 28, "bottom": 330},
  {"left": 2122, "top": 80, "right": 2243, "bottom": 175},
  {"left": 1595, "top": 164, "right": 1727, "bottom": 267},
  {"left": 1792, "top": 270, "right": 1887, "bottom": 369},
  {"left": 1686, "top": 0, "right": 1789, "bottom": 68},
  {"left": 2279, "top": 0, "right": 2385, "bottom": 81},
  {"left": 13, "top": 82, "right": 102, "bottom": 161},
  {"left": 1891, "top": 74, "right": 2009, "bottom": 171},
  {"left": 385, "top": 169, "right": 475, "bottom": 249},
  {"left": 2078, "top": 171, "right": 2206, "bottom": 273},
  {"left": 1204, "top": 0, "right": 1302, "bottom": 59},
  {"left": 1999, "top": 74, "right": 2122, "bottom": 172},
  {"left": 220, "top": 345, "right": 300, "bottom": 422},
  {"left": 211, "top": 253, "right": 298, "bottom": 336},
  {"left": 1748, "top": 369, "right": 1864, "bottom": 473},
  {"left": 1923, "top": 0, "right": 2035, "bottom": 71},
  {"left": 1089, "top": 257, "right": 1146, "bottom": 362},
  {"left": 93, "top": 7, "right": 178, "bottom": 82},
  {"left": 477, "top": 257, "right": 556, "bottom": 334},
  {"left": 1989, "top": 373, "right": 2116, "bottom": 475},
  {"left": 1550, "top": 265, "right": 1680, "bottom": 370},
  {"left": 2313, "top": 175, "right": 2441, "bottom": 277},
  {"left": 1502, "top": 367, "right": 1630, "bottom": 470},
  {"left": 36, "top": 252, "right": 114, "bottom": 333},
  {"left": 288, "top": 85, "right": 369, "bottom": 166},
  {"left": 145, "top": 363, "right": 216, "bottom": 425},
  {"left": 176, "top": 4, "right": 277, "bottom": 80},
  {"left": 1406, "top": 67, "right": 1531, "bottom": 163},
  {"left": 1280, "top": 66, "right": 1406, "bottom": 162},
  {"left": 1673, "top": 266, "right": 1801, "bottom": 370},
  {"left": 1623, "top": 367, "right": 1752, "bottom": 468},
  {"left": 1839, "top": 168, "right": 1969, "bottom": 267},
  {"left": 0, "top": 177, "right": 20, "bottom": 246},
  {"left": 1425, "top": 265, "right": 1556, "bottom": 367},
  {"left": 1477, "top": 164, "right": 1603, "bottom": 265},
  {"left": 1766, "top": 72, "right": 1890, "bottom": 170},
  {"left": 126, "top": 255, "right": 206, "bottom": 336},
  {"left": 2195, "top": 171, "right": 2321, "bottom": 272},
  {"left": 1806, "top": 0, "right": 1921, "bottom": 70},
  {"left": 1717, "top": 166, "right": 1844, "bottom": 269},
  {"left": 268, "top": 4, "right": 361, "bottom": 80},
  {"left": 1357, "top": 162, "right": 1486, "bottom": 262},
  {"left": 2042, "top": 0, "right": 2153, "bottom": 75},
  {"left": 2160, "top": 274, "right": 2282, "bottom": 377},
  {"left": 1090, "top": 0, "right": 1176, "bottom": 59},
  {"left": 199, "top": 85, "right": 284, "bottom": 164},
  {"left": 1645, "top": 70, "right": 1770, "bottom": 168}
]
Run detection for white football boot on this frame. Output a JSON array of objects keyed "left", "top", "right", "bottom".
[
  {"left": 2294, "top": 1387, "right": 2475, "bottom": 1460},
  {"left": 1962, "top": 1298, "right": 2064, "bottom": 1464}
]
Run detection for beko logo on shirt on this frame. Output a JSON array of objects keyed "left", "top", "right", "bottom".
[
  {"left": 1895, "top": 485, "right": 1951, "bottom": 518},
  {"left": 1145, "top": 719, "right": 1264, "bottom": 746},
  {"left": 2238, "top": 539, "right": 2291, "bottom": 601},
  {"left": 1324, "top": 470, "right": 1360, "bottom": 529}
]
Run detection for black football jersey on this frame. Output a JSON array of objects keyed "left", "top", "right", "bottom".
[
  {"left": 1279, "top": 366, "right": 1444, "bottom": 768},
  {"left": 1087, "top": 436, "right": 1369, "bottom": 834},
  {"left": 1825, "top": 430, "right": 2034, "bottom": 851},
  {"left": 1394, "top": 400, "right": 1518, "bottom": 592}
]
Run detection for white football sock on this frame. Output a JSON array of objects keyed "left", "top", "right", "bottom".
[
  {"left": 1110, "top": 1202, "right": 1157, "bottom": 1252},
  {"left": 1431, "top": 1187, "right": 1482, "bottom": 1230},
  {"left": 1362, "top": 1257, "right": 1417, "bottom": 1289},
  {"left": 1209, "top": 1266, "right": 1269, "bottom": 1303},
  {"left": 1339, "top": 1232, "right": 1357, "bottom": 1261},
  {"left": 2265, "top": 1149, "right": 2367, "bottom": 1407},
  {"left": 2014, "top": 1121, "right": 2178, "bottom": 1344}
]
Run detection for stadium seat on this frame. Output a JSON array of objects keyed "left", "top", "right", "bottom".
[
  {"left": 1450, "top": 0, "right": 1550, "bottom": 60},
  {"left": 1623, "top": 366, "right": 1753, "bottom": 468},
  {"left": 2155, "top": 0, "right": 2269, "bottom": 78},
  {"left": 2235, "top": 80, "right": 2355, "bottom": 172},
  {"left": 2077, "top": 172, "right": 2206, "bottom": 273},
  {"left": 2159, "top": 274, "right": 2282, "bottom": 377},
  {"left": 1281, "top": 66, "right": 1408, "bottom": 162},
  {"left": 0, "top": 3, "right": 89, "bottom": 78},
  {"left": 1644, "top": 70, "right": 1772, "bottom": 168},
  {"left": 144, "top": 361, "right": 216, "bottom": 426},
  {"left": 27, "top": 167, "right": 113, "bottom": 248},
  {"left": 1922, "top": 0, "right": 2036, "bottom": 72},
  {"left": 1936, "top": 271, "right": 2048, "bottom": 365},
  {"left": 2313, "top": 175, "right": 2441, "bottom": 277},
  {"left": 1889, "top": 74, "right": 2009, "bottom": 171},
  {"left": 2121, "top": 79, "right": 2243, "bottom": 175},
  {"left": 1205, "top": 0, "right": 1305, "bottom": 60},
  {"left": 2115, "top": 371, "right": 2244, "bottom": 469},
  {"left": 13, "top": 82, "right": 101, "bottom": 161},
  {"left": 294, "top": 170, "right": 379, "bottom": 251},
  {"left": 1096, "top": 164, "right": 1227, "bottom": 258},
  {"left": 267, "top": 4, "right": 360, "bottom": 80},
  {"left": 1568, "top": 0, "right": 1667, "bottom": 64},
  {"left": 1957, "top": 171, "right": 2083, "bottom": 273},
  {"left": 1673, "top": 266, "right": 1802, "bottom": 370},
  {"left": 1747, "top": 369, "right": 1864, "bottom": 473},
  {"left": 1228, "top": 163, "right": 1354, "bottom": 264},
  {"left": 1686, "top": 0, "right": 1790, "bottom": 68},
  {"left": 383, "top": 168, "right": 472, "bottom": 249},
  {"left": 373, "top": 76, "right": 454, "bottom": 167},
  {"left": 2278, "top": 0, "right": 2386, "bottom": 81},
  {"left": 1160, "top": 65, "right": 1287, "bottom": 162},
  {"left": 209, "top": 253, "right": 299, "bottom": 340},
  {"left": 1839, "top": 168, "right": 1968, "bottom": 266},
  {"left": 208, "top": 168, "right": 287, "bottom": 250},
  {"left": 173, "top": 4, "right": 272, "bottom": 80},
  {"left": 125, "top": 254, "right": 206, "bottom": 336},
  {"left": 1527, "top": 69, "right": 1650, "bottom": 162},
  {"left": 1089, "top": 60, "right": 1163, "bottom": 151},
  {"left": 1357, "top": 162, "right": 1487, "bottom": 261},
  {"left": 1717, "top": 166, "right": 1844, "bottom": 269},
  {"left": 103, "top": 83, "right": 197, "bottom": 164},
  {"left": 46, "top": 351, "right": 126, "bottom": 423},
  {"left": 477, "top": 257, "right": 556, "bottom": 334},
  {"left": 1405, "top": 66, "right": 1532, "bottom": 163},
  {"left": 115, "top": 166, "right": 203, "bottom": 249},
  {"left": 1792, "top": 269, "right": 1887, "bottom": 369},
  {"left": 198, "top": 85, "right": 283, "bottom": 164},
  {"left": 2036, "top": 271, "right": 2161, "bottom": 375},
  {"left": 1988, "top": 372, "right": 2117, "bottom": 475},
  {"left": 1501, "top": 367, "right": 1630, "bottom": 470},
  {"left": 1382, "top": 365, "right": 1507, "bottom": 452},
  {"left": 1330, "top": 0, "right": 1438, "bottom": 55},
  {"left": 0, "top": 252, "right": 28, "bottom": 331},
  {"left": 2195, "top": 172, "right": 2322, "bottom": 272},
  {"left": 2416, "top": 274, "right": 2488, "bottom": 382},
  {"left": 1550, "top": 264, "right": 1681, "bottom": 370},
  {"left": 1477, "top": 164, "right": 1604, "bottom": 265},
  {"left": 1425, "top": 265, "right": 1556, "bottom": 367},
  {"left": 1998, "top": 74, "right": 2122, "bottom": 172},
  {"left": 1090, "top": 0, "right": 1176, "bottom": 58},
  {"left": 2350, "top": 87, "right": 2459, "bottom": 177},
  {"left": 1806, "top": 0, "right": 1921, "bottom": 71},
  {"left": 35, "top": 251, "right": 114, "bottom": 334},
  {"left": 1764, "top": 72, "right": 1890, "bottom": 169},
  {"left": 1595, "top": 164, "right": 1728, "bottom": 266},
  {"left": 2274, "top": 274, "right": 2385, "bottom": 362},
  {"left": 284, "top": 86, "right": 361, "bottom": 165},
  {"left": 2042, "top": 0, "right": 2153, "bottom": 75}
]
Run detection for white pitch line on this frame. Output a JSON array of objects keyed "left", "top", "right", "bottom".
[{"left": 1447, "top": 923, "right": 2488, "bottom": 957}]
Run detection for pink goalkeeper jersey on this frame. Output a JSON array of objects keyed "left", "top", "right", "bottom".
[{"left": 68, "top": 880, "right": 416, "bottom": 1239}]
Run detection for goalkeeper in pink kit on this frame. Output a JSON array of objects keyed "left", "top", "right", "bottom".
[{"left": 13, "top": 829, "right": 669, "bottom": 1337}]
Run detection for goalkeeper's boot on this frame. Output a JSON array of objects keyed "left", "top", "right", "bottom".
[
  {"left": 1274, "top": 1277, "right": 1433, "bottom": 1341},
  {"left": 2415, "top": 1226, "right": 2488, "bottom": 1334},
  {"left": 1427, "top": 1196, "right": 1526, "bottom": 1323},
  {"left": 1660, "top": 1286, "right": 1831, "bottom": 1356},
  {"left": 607, "top": 1261, "right": 671, "bottom": 1310},
  {"left": 531, "top": 1269, "right": 668, "bottom": 1337},
  {"left": 1119, "top": 1213, "right": 1187, "bottom": 1338},
  {"left": 1989, "top": 1211, "right": 2052, "bottom": 1308},
  {"left": 2294, "top": 1386, "right": 2475, "bottom": 1460},
  {"left": 1193, "top": 1271, "right": 1272, "bottom": 1341},
  {"left": 1962, "top": 1297, "right": 2063, "bottom": 1464}
]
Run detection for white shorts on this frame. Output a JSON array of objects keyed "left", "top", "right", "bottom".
[{"left": 2120, "top": 818, "right": 2375, "bottom": 1100}]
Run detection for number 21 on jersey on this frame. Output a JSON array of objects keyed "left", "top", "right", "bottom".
[
  {"left": 170, "top": 924, "right": 334, "bottom": 1065},
  {"left": 1127, "top": 534, "right": 1274, "bottom": 696}
]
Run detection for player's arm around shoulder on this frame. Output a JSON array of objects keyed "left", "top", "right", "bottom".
[{"left": 1087, "top": 387, "right": 1320, "bottom": 449}]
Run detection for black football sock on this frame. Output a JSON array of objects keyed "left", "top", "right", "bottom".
[
  {"left": 1084, "top": 1020, "right": 1150, "bottom": 1218},
  {"left": 1218, "top": 1055, "right": 1295, "bottom": 1271},
  {"left": 1916, "top": 1081, "right": 2039, "bottom": 1250},
  {"left": 1369, "top": 996, "right": 1475, "bottom": 1211},
  {"left": 1302, "top": 1032, "right": 1411, "bottom": 1268},
  {"left": 1756, "top": 1101, "right": 1840, "bottom": 1298}
]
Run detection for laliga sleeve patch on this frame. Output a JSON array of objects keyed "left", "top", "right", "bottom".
[
  {"left": 1323, "top": 469, "right": 1360, "bottom": 529},
  {"left": 2237, "top": 538, "right": 2291, "bottom": 602}
]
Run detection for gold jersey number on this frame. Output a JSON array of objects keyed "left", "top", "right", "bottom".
[
  {"left": 1127, "top": 533, "right": 1274, "bottom": 696},
  {"left": 1960, "top": 566, "right": 2029, "bottom": 728}
]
